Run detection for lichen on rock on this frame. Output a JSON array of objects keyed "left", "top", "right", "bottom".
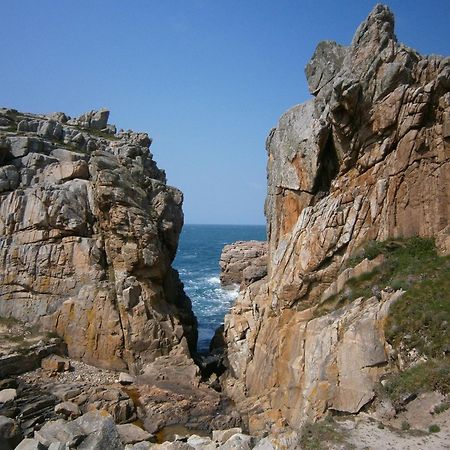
[
  {"left": 0, "top": 107, "right": 197, "bottom": 374},
  {"left": 222, "top": 4, "right": 450, "bottom": 432}
]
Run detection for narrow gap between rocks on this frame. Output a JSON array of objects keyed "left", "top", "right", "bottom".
[{"left": 312, "top": 131, "right": 340, "bottom": 195}]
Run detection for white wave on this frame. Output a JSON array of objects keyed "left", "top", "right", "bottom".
[
  {"left": 210, "top": 287, "right": 239, "bottom": 303},
  {"left": 206, "top": 276, "right": 220, "bottom": 285}
]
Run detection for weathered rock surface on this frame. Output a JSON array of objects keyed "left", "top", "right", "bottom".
[
  {"left": 116, "top": 423, "right": 154, "bottom": 444},
  {"left": 34, "top": 410, "right": 124, "bottom": 449},
  {"left": 0, "top": 107, "right": 197, "bottom": 373},
  {"left": 222, "top": 4, "right": 450, "bottom": 432},
  {"left": 219, "top": 241, "right": 267, "bottom": 288},
  {"left": 0, "top": 318, "right": 67, "bottom": 378},
  {"left": 137, "top": 354, "right": 241, "bottom": 434},
  {"left": 41, "top": 355, "right": 71, "bottom": 373},
  {"left": 0, "top": 415, "right": 22, "bottom": 449}
]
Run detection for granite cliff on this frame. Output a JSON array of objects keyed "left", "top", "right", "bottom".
[
  {"left": 222, "top": 4, "right": 450, "bottom": 432},
  {"left": 0, "top": 107, "right": 197, "bottom": 374}
]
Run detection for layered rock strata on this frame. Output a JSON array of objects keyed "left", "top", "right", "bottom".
[
  {"left": 0, "top": 108, "right": 197, "bottom": 373},
  {"left": 223, "top": 5, "right": 450, "bottom": 431},
  {"left": 219, "top": 241, "right": 268, "bottom": 289}
]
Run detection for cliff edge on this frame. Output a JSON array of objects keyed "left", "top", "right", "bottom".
[{"left": 222, "top": 4, "right": 450, "bottom": 432}]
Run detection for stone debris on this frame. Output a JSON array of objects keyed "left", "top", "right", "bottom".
[
  {"left": 118, "top": 372, "right": 136, "bottom": 385},
  {"left": 54, "top": 402, "right": 81, "bottom": 419}
]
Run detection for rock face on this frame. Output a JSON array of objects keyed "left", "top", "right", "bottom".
[
  {"left": 0, "top": 108, "right": 197, "bottom": 373},
  {"left": 222, "top": 5, "right": 450, "bottom": 431},
  {"left": 219, "top": 241, "right": 268, "bottom": 288}
]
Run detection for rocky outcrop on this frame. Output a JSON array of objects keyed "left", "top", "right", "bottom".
[
  {"left": 0, "top": 108, "right": 197, "bottom": 373},
  {"left": 222, "top": 5, "right": 450, "bottom": 432},
  {"left": 219, "top": 241, "right": 267, "bottom": 288}
]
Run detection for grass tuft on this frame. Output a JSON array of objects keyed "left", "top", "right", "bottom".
[
  {"left": 300, "top": 416, "right": 353, "bottom": 449},
  {"left": 433, "top": 402, "right": 450, "bottom": 414},
  {"left": 429, "top": 424, "right": 440, "bottom": 433},
  {"left": 381, "top": 358, "right": 450, "bottom": 409}
]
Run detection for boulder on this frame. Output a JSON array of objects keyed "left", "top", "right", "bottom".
[
  {"left": 54, "top": 402, "right": 80, "bottom": 419},
  {"left": 15, "top": 439, "right": 47, "bottom": 450},
  {"left": 41, "top": 355, "right": 71, "bottom": 373},
  {"left": 187, "top": 434, "right": 216, "bottom": 450},
  {"left": 0, "top": 415, "right": 22, "bottom": 448},
  {"left": 118, "top": 372, "right": 135, "bottom": 385},
  {"left": 116, "top": 423, "right": 153, "bottom": 444},
  {"left": 0, "top": 389, "right": 17, "bottom": 403},
  {"left": 218, "top": 433, "right": 252, "bottom": 450},
  {"left": 219, "top": 241, "right": 267, "bottom": 288},
  {"left": 35, "top": 411, "right": 124, "bottom": 450},
  {"left": 212, "top": 427, "right": 242, "bottom": 444},
  {"left": 48, "top": 443, "right": 69, "bottom": 450},
  {"left": 34, "top": 418, "right": 84, "bottom": 447}
]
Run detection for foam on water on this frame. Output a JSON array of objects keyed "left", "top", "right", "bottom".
[{"left": 174, "top": 224, "right": 266, "bottom": 353}]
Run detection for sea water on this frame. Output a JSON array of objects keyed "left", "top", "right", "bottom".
[{"left": 173, "top": 224, "right": 266, "bottom": 353}]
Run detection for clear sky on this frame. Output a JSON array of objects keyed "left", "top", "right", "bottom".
[{"left": 1, "top": 1, "right": 449, "bottom": 225}]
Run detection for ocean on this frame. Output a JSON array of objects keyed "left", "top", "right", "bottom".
[{"left": 173, "top": 224, "right": 267, "bottom": 353}]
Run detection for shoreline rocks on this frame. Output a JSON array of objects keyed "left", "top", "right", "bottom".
[{"left": 219, "top": 241, "right": 267, "bottom": 289}]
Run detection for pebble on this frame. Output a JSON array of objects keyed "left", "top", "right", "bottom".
[{"left": 0, "top": 388, "right": 17, "bottom": 403}]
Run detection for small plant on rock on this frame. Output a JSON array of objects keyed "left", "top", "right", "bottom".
[
  {"left": 401, "top": 421, "right": 411, "bottom": 431},
  {"left": 429, "top": 424, "right": 440, "bottom": 433}
]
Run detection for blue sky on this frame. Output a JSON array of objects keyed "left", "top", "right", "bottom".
[{"left": 1, "top": 1, "right": 449, "bottom": 224}]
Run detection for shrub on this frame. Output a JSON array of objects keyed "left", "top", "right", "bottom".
[
  {"left": 429, "top": 424, "right": 440, "bottom": 433},
  {"left": 401, "top": 421, "right": 411, "bottom": 431},
  {"left": 433, "top": 402, "right": 450, "bottom": 414}
]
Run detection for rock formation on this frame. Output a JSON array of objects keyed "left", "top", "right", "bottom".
[
  {"left": 219, "top": 241, "right": 268, "bottom": 288},
  {"left": 0, "top": 107, "right": 197, "bottom": 374},
  {"left": 222, "top": 4, "right": 450, "bottom": 431}
]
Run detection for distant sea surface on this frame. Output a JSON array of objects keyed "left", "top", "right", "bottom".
[{"left": 173, "top": 224, "right": 266, "bottom": 353}]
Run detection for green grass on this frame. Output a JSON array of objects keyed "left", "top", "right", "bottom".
[
  {"left": 401, "top": 421, "right": 411, "bottom": 431},
  {"left": 346, "top": 240, "right": 391, "bottom": 267},
  {"left": 433, "top": 402, "right": 450, "bottom": 414},
  {"left": 318, "top": 237, "right": 450, "bottom": 320},
  {"left": 429, "top": 424, "right": 441, "bottom": 433},
  {"left": 384, "top": 240, "right": 450, "bottom": 358},
  {"left": 381, "top": 358, "right": 450, "bottom": 409},
  {"left": 73, "top": 125, "right": 119, "bottom": 141},
  {"left": 2, "top": 124, "right": 18, "bottom": 132},
  {"left": 0, "top": 316, "right": 21, "bottom": 327},
  {"left": 323, "top": 238, "right": 450, "bottom": 359},
  {"left": 300, "top": 417, "right": 353, "bottom": 449},
  {"left": 323, "top": 237, "right": 450, "bottom": 409}
]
